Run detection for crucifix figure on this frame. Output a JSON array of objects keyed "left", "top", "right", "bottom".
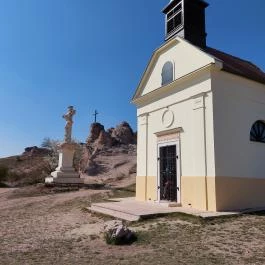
[
  {"left": 62, "top": 106, "right": 76, "bottom": 143},
  {"left": 93, "top": 110, "right": 99, "bottom": 123}
]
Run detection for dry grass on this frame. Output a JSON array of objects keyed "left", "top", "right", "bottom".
[
  {"left": 0, "top": 186, "right": 265, "bottom": 265},
  {"left": 0, "top": 154, "right": 53, "bottom": 187}
]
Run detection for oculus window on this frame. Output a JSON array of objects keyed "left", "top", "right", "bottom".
[
  {"left": 162, "top": 61, "right": 174, "bottom": 86},
  {"left": 250, "top": 120, "right": 265, "bottom": 143}
]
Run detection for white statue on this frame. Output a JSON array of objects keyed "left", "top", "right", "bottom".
[
  {"left": 63, "top": 106, "right": 76, "bottom": 143},
  {"left": 45, "top": 105, "right": 83, "bottom": 184}
]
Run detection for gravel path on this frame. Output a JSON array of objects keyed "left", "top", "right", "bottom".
[
  {"left": 1, "top": 187, "right": 265, "bottom": 265},
  {"left": 0, "top": 187, "right": 147, "bottom": 265}
]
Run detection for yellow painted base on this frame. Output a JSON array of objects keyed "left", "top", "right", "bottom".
[
  {"left": 136, "top": 176, "right": 146, "bottom": 201},
  {"left": 136, "top": 175, "right": 265, "bottom": 212},
  {"left": 181, "top": 176, "right": 216, "bottom": 211},
  {"left": 136, "top": 176, "right": 157, "bottom": 201},
  {"left": 215, "top": 176, "right": 265, "bottom": 211}
]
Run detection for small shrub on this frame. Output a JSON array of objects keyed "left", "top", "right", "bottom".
[
  {"left": 0, "top": 165, "right": 8, "bottom": 182},
  {"left": 104, "top": 222, "right": 137, "bottom": 245},
  {"left": 104, "top": 231, "right": 137, "bottom": 245},
  {"left": 16, "top": 156, "right": 22, "bottom": 162}
]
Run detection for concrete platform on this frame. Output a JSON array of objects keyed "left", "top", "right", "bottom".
[
  {"left": 45, "top": 176, "right": 84, "bottom": 184},
  {"left": 88, "top": 197, "right": 240, "bottom": 221}
]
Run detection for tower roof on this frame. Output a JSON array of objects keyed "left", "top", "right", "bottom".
[
  {"left": 162, "top": 0, "right": 208, "bottom": 13},
  {"left": 163, "top": 0, "right": 209, "bottom": 47}
]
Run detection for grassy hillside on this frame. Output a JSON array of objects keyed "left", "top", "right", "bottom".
[{"left": 0, "top": 150, "right": 53, "bottom": 187}]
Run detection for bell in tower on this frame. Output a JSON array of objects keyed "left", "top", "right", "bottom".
[{"left": 162, "top": 0, "right": 209, "bottom": 47}]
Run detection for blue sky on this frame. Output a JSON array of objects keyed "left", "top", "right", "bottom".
[{"left": 0, "top": 0, "right": 264, "bottom": 157}]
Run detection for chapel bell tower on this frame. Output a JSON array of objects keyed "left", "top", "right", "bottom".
[{"left": 163, "top": 0, "right": 209, "bottom": 47}]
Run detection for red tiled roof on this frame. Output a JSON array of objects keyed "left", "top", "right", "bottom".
[{"left": 204, "top": 47, "right": 265, "bottom": 85}]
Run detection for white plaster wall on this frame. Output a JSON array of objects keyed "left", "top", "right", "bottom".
[
  {"left": 204, "top": 92, "right": 216, "bottom": 177},
  {"left": 137, "top": 114, "right": 148, "bottom": 176},
  {"left": 136, "top": 72, "right": 216, "bottom": 178},
  {"left": 137, "top": 71, "right": 211, "bottom": 116},
  {"left": 142, "top": 40, "right": 214, "bottom": 96},
  {"left": 212, "top": 71, "right": 265, "bottom": 179}
]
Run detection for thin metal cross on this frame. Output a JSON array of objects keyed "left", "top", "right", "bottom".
[{"left": 93, "top": 110, "right": 99, "bottom": 123}]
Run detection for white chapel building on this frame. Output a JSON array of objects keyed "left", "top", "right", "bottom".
[{"left": 132, "top": 0, "right": 265, "bottom": 211}]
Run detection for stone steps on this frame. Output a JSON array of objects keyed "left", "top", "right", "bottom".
[{"left": 88, "top": 204, "right": 140, "bottom": 222}]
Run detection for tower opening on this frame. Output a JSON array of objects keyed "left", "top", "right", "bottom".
[{"left": 163, "top": 0, "right": 209, "bottom": 48}]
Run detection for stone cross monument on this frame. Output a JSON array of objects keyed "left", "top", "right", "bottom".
[
  {"left": 93, "top": 110, "right": 99, "bottom": 123},
  {"left": 45, "top": 106, "right": 84, "bottom": 185}
]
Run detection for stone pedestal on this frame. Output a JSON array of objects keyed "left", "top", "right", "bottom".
[{"left": 45, "top": 143, "right": 84, "bottom": 184}]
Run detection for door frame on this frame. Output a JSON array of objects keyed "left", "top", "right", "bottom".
[{"left": 157, "top": 139, "right": 181, "bottom": 203}]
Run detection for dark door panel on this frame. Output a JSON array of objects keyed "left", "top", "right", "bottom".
[{"left": 159, "top": 145, "right": 177, "bottom": 201}]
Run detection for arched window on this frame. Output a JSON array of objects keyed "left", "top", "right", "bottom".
[
  {"left": 250, "top": 120, "right": 265, "bottom": 143},
  {"left": 161, "top": 61, "right": 174, "bottom": 86}
]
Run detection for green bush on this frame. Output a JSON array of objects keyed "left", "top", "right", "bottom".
[
  {"left": 16, "top": 156, "right": 22, "bottom": 162},
  {"left": 0, "top": 166, "right": 8, "bottom": 182},
  {"left": 104, "top": 230, "right": 137, "bottom": 245}
]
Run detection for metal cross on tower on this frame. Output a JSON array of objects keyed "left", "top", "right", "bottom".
[{"left": 93, "top": 110, "right": 99, "bottom": 123}]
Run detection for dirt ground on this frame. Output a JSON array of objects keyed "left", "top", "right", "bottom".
[{"left": 1, "top": 186, "right": 265, "bottom": 265}]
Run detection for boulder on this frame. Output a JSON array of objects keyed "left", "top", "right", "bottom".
[
  {"left": 103, "top": 220, "right": 137, "bottom": 245},
  {"left": 86, "top": 123, "right": 105, "bottom": 144},
  {"left": 96, "top": 130, "right": 113, "bottom": 147},
  {"left": 111, "top": 122, "right": 135, "bottom": 145}
]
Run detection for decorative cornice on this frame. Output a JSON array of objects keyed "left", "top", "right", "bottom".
[
  {"left": 132, "top": 63, "right": 214, "bottom": 107},
  {"left": 154, "top": 127, "right": 183, "bottom": 137}
]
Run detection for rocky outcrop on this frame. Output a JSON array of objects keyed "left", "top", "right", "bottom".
[
  {"left": 79, "top": 122, "right": 136, "bottom": 175},
  {"left": 97, "top": 131, "right": 113, "bottom": 147},
  {"left": 111, "top": 122, "right": 136, "bottom": 145},
  {"left": 86, "top": 121, "right": 136, "bottom": 147},
  {"left": 86, "top": 123, "right": 105, "bottom": 144},
  {"left": 23, "top": 146, "right": 51, "bottom": 157}
]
